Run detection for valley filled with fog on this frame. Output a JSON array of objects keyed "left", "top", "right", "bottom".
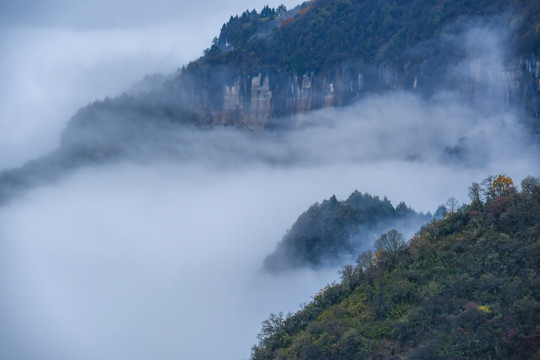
[{"left": 1, "top": 1, "right": 540, "bottom": 360}]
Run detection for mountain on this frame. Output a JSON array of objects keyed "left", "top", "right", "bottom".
[
  {"left": 251, "top": 175, "right": 540, "bottom": 359},
  {"left": 263, "top": 191, "right": 432, "bottom": 271},
  {"left": 174, "top": 0, "right": 540, "bottom": 130},
  {"left": 1, "top": 0, "right": 539, "bottom": 202}
]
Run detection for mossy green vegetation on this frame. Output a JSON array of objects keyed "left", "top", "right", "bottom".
[{"left": 252, "top": 175, "right": 540, "bottom": 359}]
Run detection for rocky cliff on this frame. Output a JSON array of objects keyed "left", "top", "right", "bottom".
[{"left": 175, "top": 54, "right": 540, "bottom": 132}]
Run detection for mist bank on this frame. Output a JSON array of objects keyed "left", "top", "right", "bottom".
[
  {"left": 0, "top": 87, "right": 537, "bottom": 359},
  {"left": 0, "top": 162, "right": 344, "bottom": 360},
  {"left": 1, "top": 87, "right": 537, "bottom": 206},
  {"left": 1, "top": 155, "right": 538, "bottom": 360}
]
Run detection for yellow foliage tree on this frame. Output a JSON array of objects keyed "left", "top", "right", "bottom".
[{"left": 491, "top": 174, "right": 515, "bottom": 198}]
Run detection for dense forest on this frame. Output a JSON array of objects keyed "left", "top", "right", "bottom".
[
  {"left": 191, "top": 0, "right": 540, "bottom": 74},
  {"left": 264, "top": 191, "right": 432, "bottom": 271},
  {"left": 252, "top": 175, "right": 540, "bottom": 359}
]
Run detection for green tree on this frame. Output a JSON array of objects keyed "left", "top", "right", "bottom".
[
  {"left": 260, "top": 5, "right": 276, "bottom": 18},
  {"left": 468, "top": 182, "right": 483, "bottom": 209},
  {"left": 203, "top": 37, "right": 220, "bottom": 56},
  {"left": 276, "top": 4, "right": 287, "bottom": 16},
  {"left": 339, "top": 264, "right": 358, "bottom": 291}
]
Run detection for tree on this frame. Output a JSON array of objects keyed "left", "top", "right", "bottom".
[
  {"left": 481, "top": 174, "right": 516, "bottom": 201},
  {"left": 356, "top": 249, "right": 375, "bottom": 271},
  {"left": 276, "top": 4, "right": 287, "bottom": 16},
  {"left": 203, "top": 37, "right": 221, "bottom": 56},
  {"left": 257, "top": 312, "right": 285, "bottom": 342},
  {"left": 446, "top": 197, "right": 459, "bottom": 214},
  {"left": 375, "top": 229, "right": 405, "bottom": 254},
  {"left": 491, "top": 174, "right": 515, "bottom": 198},
  {"left": 521, "top": 175, "right": 540, "bottom": 195},
  {"left": 260, "top": 5, "right": 276, "bottom": 18},
  {"left": 287, "top": 50, "right": 308, "bottom": 74},
  {"left": 434, "top": 205, "right": 448, "bottom": 219},
  {"left": 396, "top": 201, "right": 412, "bottom": 217},
  {"left": 468, "top": 182, "right": 483, "bottom": 210},
  {"left": 340, "top": 265, "right": 358, "bottom": 291}
]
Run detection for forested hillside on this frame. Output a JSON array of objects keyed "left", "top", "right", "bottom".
[
  {"left": 252, "top": 175, "right": 540, "bottom": 359},
  {"left": 194, "top": 0, "right": 540, "bottom": 73}
]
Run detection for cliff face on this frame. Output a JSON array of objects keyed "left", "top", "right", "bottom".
[
  {"left": 505, "top": 56, "right": 540, "bottom": 118},
  {"left": 176, "top": 55, "right": 540, "bottom": 131}
]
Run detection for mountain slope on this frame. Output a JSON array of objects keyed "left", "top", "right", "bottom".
[{"left": 252, "top": 175, "right": 540, "bottom": 359}]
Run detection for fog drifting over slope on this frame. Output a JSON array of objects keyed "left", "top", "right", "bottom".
[{"left": 1, "top": 8, "right": 539, "bottom": 360}]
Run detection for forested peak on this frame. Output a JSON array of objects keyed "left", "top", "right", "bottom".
[
  {"left": 201, "top": 3, "right": 294, "bottom": 58},
  {"left": 252, "top": 174, "right": 540, "bottom": 359},
  {"left": 187, "top": 0, "right": 540, "bottom": 75}
]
